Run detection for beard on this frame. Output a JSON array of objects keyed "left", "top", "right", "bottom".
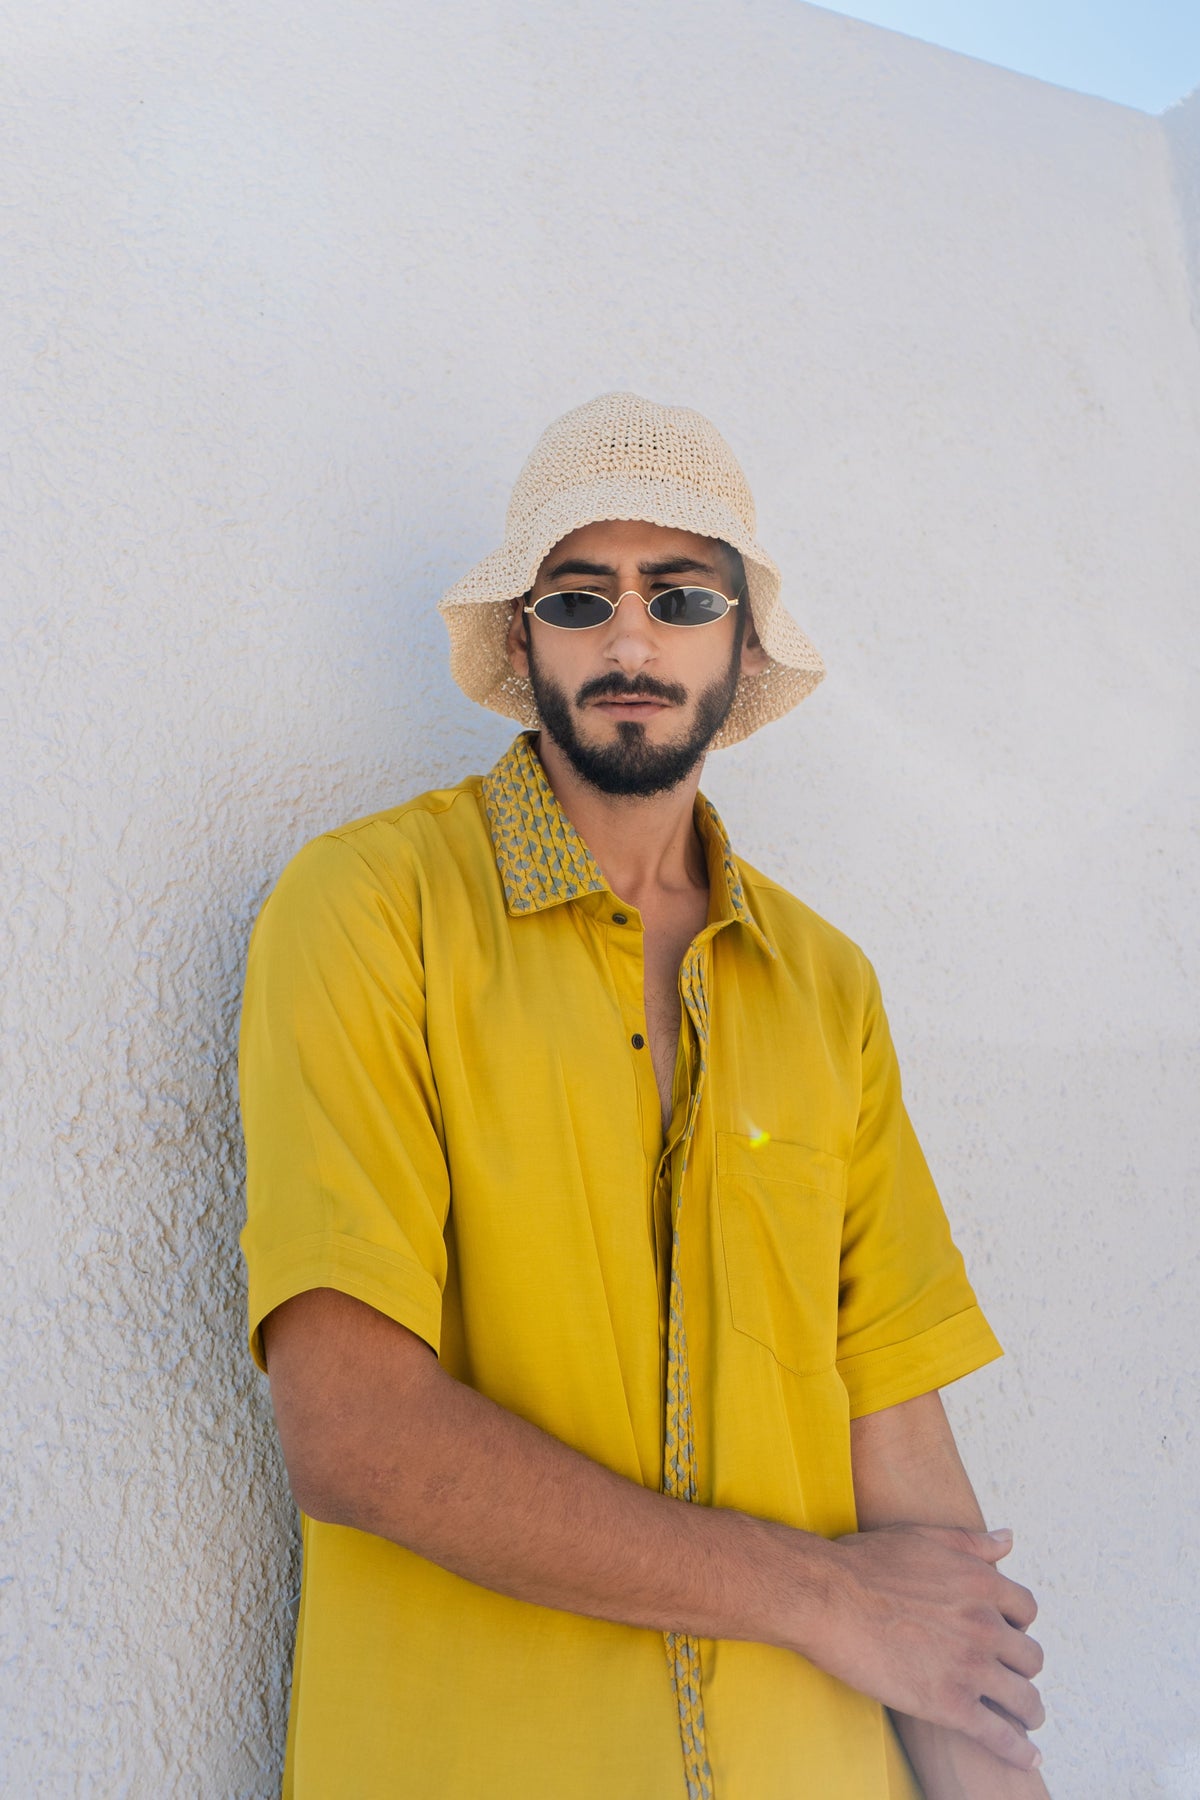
[{"left": 526, "top": 636, "right": 742, "bottom": 798}]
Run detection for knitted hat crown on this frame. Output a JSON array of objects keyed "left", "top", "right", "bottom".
[{"left": 438, "top": 392, "right": 824, "bottom": 747}]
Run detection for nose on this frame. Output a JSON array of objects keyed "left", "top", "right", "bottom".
[{"left": 604, "top": 590, "right": 658, "bottom": 672}]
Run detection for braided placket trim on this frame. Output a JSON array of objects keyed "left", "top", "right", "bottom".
[
  {"left": 478, "top": 737, "right": 773, "bottom": 1797},
  {"left": 662, "top": 944, "right": 715, "bottom": 1800}
]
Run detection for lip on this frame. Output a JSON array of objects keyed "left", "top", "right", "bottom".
[{"left": 592, "top": 697, "right": 673, "bottom": 718}]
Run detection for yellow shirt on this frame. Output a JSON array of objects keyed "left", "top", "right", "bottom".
[{"left": 239, "top": 731, "right": 1001, "bottom": 1800}]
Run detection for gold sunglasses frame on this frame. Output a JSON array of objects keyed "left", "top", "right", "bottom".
[{"left": 523, "top": 586, "right": 740, "bottom": 631}]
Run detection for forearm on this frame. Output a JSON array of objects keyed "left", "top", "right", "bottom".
[
  {"left": 341, "top": 1350, "right": 814, "bottom": 1637},
  {"left": 891, "top": 1716, "right": 1051, "bottom": 1800},
  {"left": 267, "top": 1291, "right": 1046, "bottom": 1771},
  {"left": 269, "top": 1289, "right": 825, "bottom": 1648},
  {"left": 852, "top": 1393, "right": 1050, "bottom": 1797}
]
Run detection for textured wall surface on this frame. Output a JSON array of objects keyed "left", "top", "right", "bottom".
[{"left": 3, "top": 4, "right": 1198, "bottom": 1794}]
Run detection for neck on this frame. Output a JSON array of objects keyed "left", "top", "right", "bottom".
[{"left": 532, "top": 731, "right": 709, "bottom": 906}]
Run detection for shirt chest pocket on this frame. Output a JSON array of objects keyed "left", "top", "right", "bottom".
[{"left": 715, "top": 1132, "right": 847, "bottom": 1376}]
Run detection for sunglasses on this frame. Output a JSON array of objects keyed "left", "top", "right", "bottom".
[{"left": 524, "top": 586, "right": 740, "bottom": 631}]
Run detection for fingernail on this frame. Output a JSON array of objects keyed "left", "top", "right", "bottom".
[
  {"left": 986, "top": 1528, "right": 1013, "bottom": 1543},
  {"left": 1032, "top": 1749, "right": 1043, "bottom": 1768}
]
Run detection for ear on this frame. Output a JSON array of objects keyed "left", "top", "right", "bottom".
[
  {"left": 738, "top": 605, "right": 771, "bottom": 676},
  {"left": 505, "top": 596, "right": 530, "bottom": 678}
]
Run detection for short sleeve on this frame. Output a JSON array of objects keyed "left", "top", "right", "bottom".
[
  {"left": 238, "top": 831, "right": 450, "bottom": 1372},
  {"left": 835, "top": 961, "right": 1002, "bottom": 1417}
]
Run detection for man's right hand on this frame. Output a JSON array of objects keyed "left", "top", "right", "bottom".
[{"left": 793, "top": 1522, "right": 1044, "bottom": 1771}]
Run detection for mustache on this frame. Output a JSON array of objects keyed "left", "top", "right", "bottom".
[{"left": 576, "top": 671, "right": 688, "bottom": 707}]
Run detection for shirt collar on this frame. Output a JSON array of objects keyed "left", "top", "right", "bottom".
[{"left": 481, "top": 733, "right": 775, "bottom": 956}]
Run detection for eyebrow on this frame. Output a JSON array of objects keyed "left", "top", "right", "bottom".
[{"left": 541, "top": 555, "right": 718, "bottom": 583}]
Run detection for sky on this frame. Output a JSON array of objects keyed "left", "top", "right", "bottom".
[{"left": 811, "top": 0, "right": 1200, "bottom": 114}]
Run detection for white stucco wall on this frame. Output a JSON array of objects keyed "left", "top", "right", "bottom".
[{"left": 3, "top": 4, "right": 1197, "bottom": 1794}]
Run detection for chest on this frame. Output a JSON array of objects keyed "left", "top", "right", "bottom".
[
  {"left": 640, "top": 895, "right": 711, "bottom": 1133},
  {"left": 424, "top": 882, "right": 858, "bottom": 1195}
]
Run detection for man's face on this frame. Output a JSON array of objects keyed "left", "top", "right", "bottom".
[{"left": 505, "top": 520, "right": 768, "bottom": 798}]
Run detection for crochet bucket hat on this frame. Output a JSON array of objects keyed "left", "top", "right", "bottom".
[{"left": 438, "top": 392, "right": 825, "bottom": 748}]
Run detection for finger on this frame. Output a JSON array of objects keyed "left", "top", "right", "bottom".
[
  {"left": 922, "top": 1523, "right": 1013, "bottom": 1564},
  {"left": 997, "top": 1577, "right": 1039, "bottom": 1631},
  {"left": 984, "top": 1665, "right": 1046, "bottom": 1733},
  {"left": 982, "top": 1696, "right": 1025, "bottom": 1728},
  {"left": 1000, "top": 1629, "right": 1045, "bottom": 1679},
  {"left": 967, "top": 1698, "right": 1044, "bottom": 1770}
]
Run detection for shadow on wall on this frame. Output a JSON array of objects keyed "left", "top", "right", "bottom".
[{"left": 1163, "top": 87, "right": 1200, "bottom": 320}]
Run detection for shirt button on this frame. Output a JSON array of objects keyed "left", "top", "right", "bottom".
[
  {"left": 612, "top": 912, "right": 628, "bottom": 925},
  {"left": 631, "top": 1033, "right": 646, "bottom": 1050}
]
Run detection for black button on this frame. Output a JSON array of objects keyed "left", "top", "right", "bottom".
[
  {"left": 631, "top": 1033, "right": 646, "bottom": 1050},
  {"left": 612, "top": 912, "right": 628, "bottom": 925}
]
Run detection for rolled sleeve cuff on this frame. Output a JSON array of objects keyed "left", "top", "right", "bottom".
[
  {"left": 246, "top": 1230, "right": 444, "bottom": 1372},
  {"left": 837, "top": 1304, "right": 1003, "bottom": 1419}
]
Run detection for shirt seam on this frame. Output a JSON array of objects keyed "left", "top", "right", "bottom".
[
  {"left": 837, "top": 1305, "right": 1002, "bottom": 1416},
  {"left": 247, "top": 1230, "right": 444, "bottom": 1368},
  {"left": 836, "top": 1301, "right": 996, "bottom": 1371},
  {"left": 328, "top": 781, "right": 482, "bottom": 843},
  {"left": 310, "top": 820, "right": 430, "bottom": 943}
]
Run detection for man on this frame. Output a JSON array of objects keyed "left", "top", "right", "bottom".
[{"left": 240, "top": 393, "right": 1049, "bottom": 1798}]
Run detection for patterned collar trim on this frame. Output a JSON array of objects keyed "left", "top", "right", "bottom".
[
  {"left": 481, "top": 733, "right": 775, "bottom": 956},
  {"left": 481, "top": 732, "right": 607, "bottom": 916},
  {"left": 695, "top": 793, "right": 776, "bottom": 959}
]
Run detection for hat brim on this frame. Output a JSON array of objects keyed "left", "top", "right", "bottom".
[{"left": 438, "top": 475, "right": 824, "bottom": 748}]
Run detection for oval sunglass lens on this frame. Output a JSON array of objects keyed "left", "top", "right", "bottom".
[
  {"left": 538, "top": 592, "right": 611, "bottom": 627},
  {"left": 649, "top": 587, "right": 729, "bottom": 624}
]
